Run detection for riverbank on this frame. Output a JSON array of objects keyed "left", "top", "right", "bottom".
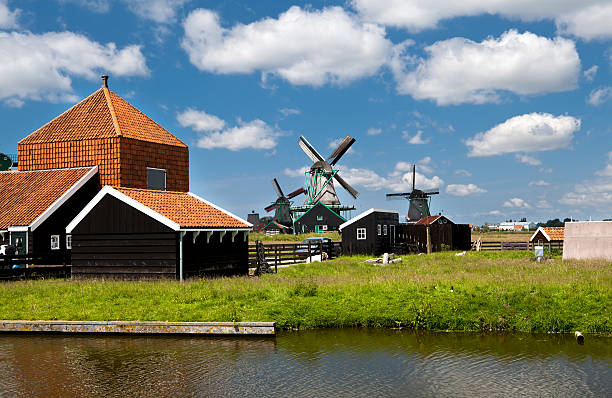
[{"left": 0, "top": 251, "right": 610, "bottom": 333}]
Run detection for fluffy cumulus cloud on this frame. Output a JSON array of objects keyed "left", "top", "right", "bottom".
[
  {"left": 338, "top": 161, "right": 443, "bottom": 192},
  {"left": 402, "top": 130, "right": 429, "bottom": 144},
  {"left": 503, "top": 198, "right": 530, "bottom": 208},
  {"left": 61, "top": 0, "right": 188, "bottom": 23},
  {"left": 515, "top": 154, "right": 542, "bottom": 166},
  {"left": 177, "top": 108, "right": 283, "bottom": 151},
  {"left": 391, "top": 30, "right": 580, "bottom": 105},
  {"left": 366, "top": 127, "right": 382, "bottom": 136},
  {"left": 352, "top": 0, "right": 612, "bottom": 40},
  {"left": 283, "top": 166, "right": 310, "bottom": 178},
  {"left": 446, "top": 183, "right": 486, "bottom": 196},
  {"left": 587, "top": 86, "right": 612, "bottom": 106},
  {"left": 466, "top": 113, "right": 580, "bottom": 157},
  {"left": 0, "top": 0, "right": 19, "bottom": 28},
  {"left": 181, "top": 6, "right": 393, "bottom": 86},
  {"left": 0, "top": 31, "right": 148, "bottom": 106}
]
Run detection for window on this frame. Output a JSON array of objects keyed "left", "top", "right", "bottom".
[
  {"left": 50, "top": 235, "right": 60, "bottom": 250},
  {"left": 383, "top": 225, "right": 388, "bottom": 235},
  {"left": 66, "top": 234, "right": 72, "bottom": 250},
  {"left": 317, "top": 215, "right": 324, "bottom": 221},
  {"left": 357, "top": 228, "right": 366, "bottom": 240},
  {"left": 377, "top": 224, "right": 381, "bottom": 236},
  {"left": 147, "top": 167, "right": 166, "bottom": 190}
]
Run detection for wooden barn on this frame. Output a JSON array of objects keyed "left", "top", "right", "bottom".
[
  {"left": 398, "top": 215, "right": 471, "bottom": 253},
  {"left": 339, "top": 208, "right": 399, "bottom": 255},
  {"left": 530, "top": 227, "right": 564, "bottom": 246},
  {"left": 66, "top": 186, "right": 252, "bottom": 279},
  {"left": 0, "top": 166, "right": 99, "bottom": 263},
  {"left": 293, "top": 202, "right": 346, "bottom": 234}
]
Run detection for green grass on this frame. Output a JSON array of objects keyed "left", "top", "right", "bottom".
[
  {"left": 249, "top": 231, "right": 340, "bottom": 242},
  {"left": 0, "top": 251, "right": 610, "bottom": 334}
]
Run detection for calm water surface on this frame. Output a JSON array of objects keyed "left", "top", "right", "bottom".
[{"left": 0, "top": 329, "right": 610, "bottom": 397}]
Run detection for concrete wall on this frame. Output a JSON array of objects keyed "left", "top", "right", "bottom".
[{"left": 563, "top": 221, "right": 612, "bottom": 260}]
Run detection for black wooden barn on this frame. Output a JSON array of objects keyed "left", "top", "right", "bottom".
[
  {"left": 293, "top": 202, "right": 346, "bottom": 234},
  {"left": 398, "top": 215, "right": 471, "bottom": 252},
  {"left": 339, "top": 208, "right": 399, "bottom": 255},
  {"left": 66, "top": 186, "right": 252, "bottom": 279},
  {"left": 0, "top": 166, "right": 99, "bottom": 264}
]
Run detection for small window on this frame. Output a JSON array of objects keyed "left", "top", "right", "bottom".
[
  {"left": 66, "top": 235, "right": 72, "bottom": 250},
  {"left": 147, "top": 167, "right": 166, "bottom": 190},
  {"left": 377, "top": 224, "right": 381, "bottom": 236},
  {"left": 50, "top": 235, "right": 60, "bottom": 250},
  {"left": 317, "top": 215, "right": 324, "bottom": 221},
  {"left": 383, "top": 225, "right": 388, "bottom": 235},
  {"left": 357, "top": 228, "right": 366, "bottom": 240}
]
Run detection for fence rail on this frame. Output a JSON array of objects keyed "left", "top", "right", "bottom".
[
  {"left": 248, "top": 241, "right": 342, "bottom": 268},
  {"left": 472, "top": 241, "right": 563, "bottom": 251},
  {"left": 0, "top": 253, "right": 70, "bottom": 280}
]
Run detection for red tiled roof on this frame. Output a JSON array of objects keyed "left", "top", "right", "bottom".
[
  {"left": 115, "top": 187, "right": 250, "bottom": 229},
  {"left": 543, "top": 227, "right": 565, "bottom": 241},
  {"left": 415, "top": 215, "right": 442, "bottom": 225},
  {"left": 19, "top": 88, "right": 186, "bottom": 147},
  {"left": 0, "top": 167, "right": 94, "bottom": 229}
]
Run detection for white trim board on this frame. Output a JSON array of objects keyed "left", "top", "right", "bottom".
[
  {"left": 530, "top": 227, "right": 551, "bottom": 242},
  {"left": 30, "top": 166, "right": 99, "bottom": 231},
  {"left": 339, "top": 208, "right": 398, "bottom": 231}
]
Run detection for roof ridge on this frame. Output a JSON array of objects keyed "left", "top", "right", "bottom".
[{"left": 103, "top": 88, "right": 122, "bottom": 136}]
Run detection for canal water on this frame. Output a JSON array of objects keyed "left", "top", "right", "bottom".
[{"left": 0, "top": 329, "right": 610, "bottom": 397}]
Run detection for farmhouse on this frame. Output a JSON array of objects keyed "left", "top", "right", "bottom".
[
  {"left": 293, "top": 202, "right": 346, "bottom": 234},
  {"left": 339, "top": 208, "right": 399, "bottom": 255}
]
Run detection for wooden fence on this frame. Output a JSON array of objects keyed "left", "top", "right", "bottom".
[
  {"left": 472, "top": 241, "right": 563, "bottom": 251},
  {"left": 248, "top": 241, "right": 342, "bottom": 269},
  {"left": 0, "top": 253, "right": 70, "bottom": 280}
]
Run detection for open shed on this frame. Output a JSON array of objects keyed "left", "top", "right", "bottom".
[{"left": 66, "top": 186, "right": 252, "bottom": 279}]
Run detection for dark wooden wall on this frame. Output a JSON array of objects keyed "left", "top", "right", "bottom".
[
  {"left": 294, "top": 203, "right": 345, "bottom": 234},
  {"left": 32, "top": 173, "right": 100, "bottom": 264},
  {"left": 397, "top": 223, "right": 471, "bottom": 253},
  {"left": 182, "top": 231, "right": 248, "bottom": 277},
  {"left": 342, "top": 212, "right": 399, "bottom": 256},
  {"left": 71, "top": 195, "right": 177, "bottom": 279}
]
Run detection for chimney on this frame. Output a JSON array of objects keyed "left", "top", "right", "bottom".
[{"left": 101, "top": 75, "right": 109, "bottom": 88}]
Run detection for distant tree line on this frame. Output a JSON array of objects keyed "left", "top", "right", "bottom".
[{"left": 537, "top": 218, "right": 573, "bottom": 227}]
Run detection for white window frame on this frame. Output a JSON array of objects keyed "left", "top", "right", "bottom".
[
  {"left": 383, "top": 225, "right": 388, "bottom": 235},
  {"left": 146, "top": 167, "right": 167, "bottom": 191},
  {"left": 357, "top": 228, "right": 366, "bottom": 240},
  {"left": 66, "top": 234, "right": 72, "bottom": 250},
  {"left": 50, "top": 235, "right": 60, "bottom": 250},
  {"left": 377, "top": 224, "right": 381, "bottom": 236}
]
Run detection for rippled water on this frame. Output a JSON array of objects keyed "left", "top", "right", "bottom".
[{"left": 0, "top": 330, "right": 610, "bottom": 397}]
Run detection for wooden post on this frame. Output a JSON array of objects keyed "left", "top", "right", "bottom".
[{"left": 426, "top": 226, "right": 432, "bottom": 255}]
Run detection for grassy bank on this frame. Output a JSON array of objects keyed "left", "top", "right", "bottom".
[{"left": 0, "top": 251, "right": 610, "bottom": 333}]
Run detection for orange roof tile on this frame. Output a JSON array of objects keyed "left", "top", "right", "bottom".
[
  {"left": 115, "top": 187, "right": 250, "bottom": 229},
  {"left": 0, "top": 167, "right": 95, "bottom": 229},
  {"left": 543, "top": 227, "right": 565, "bottom": 241},
  {"left": 415, "top": 215, "right": 442, "bottom": 225},
  {"left": 19, "top": 87, "right": 186, "bottom": 147}
]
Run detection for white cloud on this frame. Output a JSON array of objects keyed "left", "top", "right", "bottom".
[
  {"left": 177, "top": 108, "right": 225, "bottom": 132},
  {"left": 196, "top": 118, "right": 283, "bottom": 151},
  {"left": 181, "top": 6, "right": 393, "bottom": 86},
  {"left": 59, "top": 0, "right": 110, "bottom": 13},
  {"left": 595, "top": 152, "right": 612, "bottom": 177},
  {"left": 536, "top": 200, "right": 553, "bottom": 209},
  {"left": 529, "top": 180, "right": 550, "bottom": 187},
  {"left": 366, "top": 127, "right": 382, "bottom": 136},
  {"left": 446, "top": 183, "right": 486, "bottom": 196},
  {"left": 336, "top": 163, "right": 443, "bottom": 192},
  {"left": 587, "top": 86, "right": 612, "bottom": 106},
  {"left": 352, "top": 0, "right": 612, "bottom": 40},
  {"left": 584, "top": 65, "right": 598, "bottom": 82},
  {"left": 466, "top": 113, "right": 580, "bottom": 157},
  {"left": 454, "top": 169, "right": 472, "bottom": 177},
  {"left": 515, "top": 153, "right": 542, "bottom": 166},
  {"left": 328, "top": 137, "right": 355, "bottom": 155},
  {"left": 503, "top": 198, "right": 530, "bottom": 208},
  {"left": 391, "top": 30, "right": 580, "bottom": 105},
  {"left": 0, "top": 31, "right": 148, "bottom": 106},
  {"left": 403, "top": 130, "right": 429, "bottom": 144},
  {"left": 488, "top": 210, "right": 502, "bottom": 216},
  {"left": 393, "top": 157, "right": 433, "bottom": 175},
  {"left": 124, "top": 0, "right": 189, "bottom": 23},
  {"left": 0, "top": 0, "right": 19, "bottom": 28},
  {"left": 283, "top": 166, "right": 310, "bottom": 178},
  {"left": 279, "top": 108, "right": 300, "bottom": 117}
]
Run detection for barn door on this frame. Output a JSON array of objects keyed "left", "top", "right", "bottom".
[{"left": 390, "top": 225, "right": 396, "bottom": 246}]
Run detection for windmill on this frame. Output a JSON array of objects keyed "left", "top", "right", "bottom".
[
  {"left": 263, "top": 178, "right": 305, "bottom": 232},
  {"left": 298, "top": 135, "right": 359, "bottom": 208},
  {"left": 386, "top": 165, "right": 439, "bottom": 221},
  {"left": 0, "top": 153, "right": 16, "bottom": 171}
]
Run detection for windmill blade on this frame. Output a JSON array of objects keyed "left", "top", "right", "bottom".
[
  {"left": 424, "top": 190, "right": 440, "bottom": 195},
  {"left": 328, "top": 136, "right": 355, "bottom": 165},
  {"left": 299, "top": 136, "right": 324, "bottom": 163},
  {"left": 264, "top": 203, "right": 276, "bottom": 212},
  {"left": 287, "top": 187, "right": 306, "bottom": 199},
  {"left": 272, "top": 178, "right": 284, "bottom": 198},
  {"left": 386, "top": 193, "right": 410, "bottom": 200},
  {"left": 334, "top": 173, "right": 359, "bottom": 199}
]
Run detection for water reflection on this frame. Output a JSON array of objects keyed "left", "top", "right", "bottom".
[{"left": 0, "top": 330, "right": 610, "bottom": 397}]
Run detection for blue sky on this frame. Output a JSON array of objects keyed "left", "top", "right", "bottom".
[{"left": 2, "top": 0, "right": 612, "bottom": 224}]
